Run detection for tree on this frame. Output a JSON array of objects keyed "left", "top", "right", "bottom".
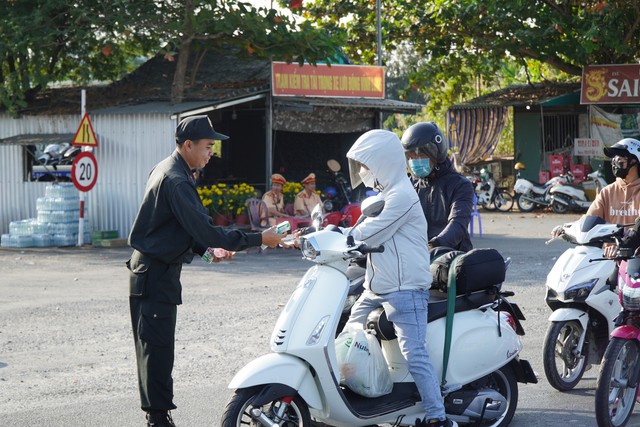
[
  {"left": 289, "top": 0, "right": 640, "bottom": 103},
  {"left": 0, "top": 0, "right": 345, "bottom": 114}
]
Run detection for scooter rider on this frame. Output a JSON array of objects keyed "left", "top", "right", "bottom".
[
  {"left": 344, "top": 129, "right": 457, "bottom": 427},
  {"left": 401, "top": 122, "right": 474, "bottom": 251},
  {"left": 551, "top": 138, "right": 640, "bottom": 258}
]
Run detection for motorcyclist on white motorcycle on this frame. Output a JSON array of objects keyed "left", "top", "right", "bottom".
[
  {"left": 345, "top": 129, "right": 457, "bottom": 427},
  {"left": 551, "top": 138, "right": 640, "bottom": 257}
]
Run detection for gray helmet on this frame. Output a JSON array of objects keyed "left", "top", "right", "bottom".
[{"left": 401, "top": 122, "right": 449, "bottom": 164}]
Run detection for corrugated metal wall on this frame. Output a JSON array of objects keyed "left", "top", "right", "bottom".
[{"left": 0, "top": 113, "right": 174, "bottom": 238}]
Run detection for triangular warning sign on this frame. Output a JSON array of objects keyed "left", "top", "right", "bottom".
[{"left": 72, "top": 113, "right": 99, "bottom": 147}]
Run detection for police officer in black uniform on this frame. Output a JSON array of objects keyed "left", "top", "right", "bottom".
[
  {"left": 127, "top": 115, "right": 283, "bottom": 427},
  {"left": 401, "top": 122, "right": 474, "bottom": 252}
]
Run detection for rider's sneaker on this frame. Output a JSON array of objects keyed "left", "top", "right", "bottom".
[
  {"left": 146, "top": 411, "right": 176, "bottom": 427},
  {"left": 415, "top": 417, "right": 458, "bottom": 427}
]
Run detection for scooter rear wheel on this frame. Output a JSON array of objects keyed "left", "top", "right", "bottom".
[
  {"left": 595, "top": 338, "right": 640, "bottom": 427},
  {"left": 516, "top": 193, "right": 536, "bottom": 212},
  {"left": 542, "top": 320, "right": 587, "bottom": 391},
  {"left": 221, "top": 386, "right": 311, "bottom": 427}
]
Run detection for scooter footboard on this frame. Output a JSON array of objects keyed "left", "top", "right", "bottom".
[
  {"left": 228, "top": 353, "right": 322, "bottom": 409},
  {"left": 508, "top": 357, "right": 538, "bottom": 384}
]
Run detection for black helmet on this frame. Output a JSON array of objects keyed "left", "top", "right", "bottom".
[{"left": 401, "top": 122, "right": 449, "bottom": 164}]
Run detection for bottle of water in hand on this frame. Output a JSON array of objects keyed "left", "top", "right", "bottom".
[{"left": 261, "top": 221, "right": 291, "bottom": 250}]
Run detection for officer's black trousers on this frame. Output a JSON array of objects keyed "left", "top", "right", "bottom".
[{"left": 130, "top": 297, "right": 178, "bottom": 411}]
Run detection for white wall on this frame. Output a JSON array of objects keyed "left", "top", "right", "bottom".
[{"left": 0, "top": 113, "right": 175, "bottom": 238}]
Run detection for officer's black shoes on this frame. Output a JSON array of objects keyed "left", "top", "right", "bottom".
[{"left": 146, "top": 411, "right": 176, "bottom": 427}]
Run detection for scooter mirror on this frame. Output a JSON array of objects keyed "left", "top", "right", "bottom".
[
  {"left": 327, "top": 159, "right": 341, "bottom": 173},
  {"left": 310, "top": 203, "right": 323, "bottom": 229},
  {"left": 360, "top": 193, "right": 385, "bottom": 218}
]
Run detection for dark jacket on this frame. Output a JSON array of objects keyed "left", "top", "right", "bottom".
[
  {"left": 128, "top": 150, "right": 262, "bottom": 303},
  {"left": 413, "top": 158, "right": 474, "bottom": 252}
]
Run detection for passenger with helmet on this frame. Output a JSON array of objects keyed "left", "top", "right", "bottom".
[
  {"left": 262, "top": 173, "right": 288, "bottom": 226},
  {"left": 551, "top": 138, "right": 640, "bottom": 258},
  {"left": 401, "top": 122, "right": 474, "bottom": 252},
  {"left": 344, "top": 129, "right": 457, "bottom": 427}
]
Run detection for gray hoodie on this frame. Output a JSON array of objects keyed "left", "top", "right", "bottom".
[{"left": 346, "top": 130, "right": 433, "bottom": 294}]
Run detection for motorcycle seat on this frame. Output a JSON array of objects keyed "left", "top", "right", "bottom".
[{"left": 366, "top": 288, "right": 500, "bottom": 341}]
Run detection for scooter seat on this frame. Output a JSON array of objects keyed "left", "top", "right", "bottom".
[{"left": 366, "top": 288, "right": 500, "bottom": 341}]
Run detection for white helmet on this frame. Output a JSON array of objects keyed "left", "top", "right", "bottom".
[{"left": 603, "top": 138, "right": 640, "bottom": 162}]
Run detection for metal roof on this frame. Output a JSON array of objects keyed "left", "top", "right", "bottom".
[
  {"left": 274, "top": 96, "right": 423, "bottom": 113},
  {"left": 449, "top": 82, "right": 582, "bottom": 109},
  {"left": 0, "top": 133, "right": 75, "bottom": 146}
]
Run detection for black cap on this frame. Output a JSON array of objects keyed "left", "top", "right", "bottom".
[{"left": 175, "top": 115, "right": 229, "bottom": 143}]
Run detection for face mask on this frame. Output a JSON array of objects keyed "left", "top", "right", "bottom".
[
  {"left": 408, "top": 158, "right": 432, "bottom": 177},
  {"left": 359, "top": 168, "right": 376, "bottom": 188},
  {"left": 612, "top": 157, "right": 635, "bottom": 179}
]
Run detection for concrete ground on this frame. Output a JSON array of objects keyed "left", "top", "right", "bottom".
[{"left": 0, "top": 210, "right": 635, "bottom": 426}]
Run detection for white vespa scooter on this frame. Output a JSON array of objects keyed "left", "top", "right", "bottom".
[
  {"left": 542, "top": 215, "right": 621, "bottom": 391},
  {"left": 222, "top": 199, "right": 536, "bottom": 427}
]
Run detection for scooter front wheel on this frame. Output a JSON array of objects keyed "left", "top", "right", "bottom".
[
  {"left": 516, "top": 193, "right": 536, "bottom": 212},
  {"left": 595, "top": 338, "right": 640, "bottom": 427},
  {"left": 542, "top": 320, "right": 587, "bottom": 391},
  {"left": 221, "top": 386, "right": 311, "bottom": 427}
]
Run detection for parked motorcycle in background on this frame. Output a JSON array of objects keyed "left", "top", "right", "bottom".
[
  {"left": 594, "top": 230, "right": 640, "bottom": 427},
  {"left": 548, "top": 170, "right": 608, "bottom": 214},
  {"left": 513, "top": 162, "right": 572, "bottom": 212},
  {"left": 543, "top": 216, "right": 620, "bottom": 391},
  {"left": 472, "top": 168, "right": 514, "bottom": 212},
  {"left": 323, "top": 159, "right": 362, "bottom": 227}
]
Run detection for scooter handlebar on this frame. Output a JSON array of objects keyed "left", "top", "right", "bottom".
[{"left": 348, "top": 244, "right": 384, "bottom": 255}]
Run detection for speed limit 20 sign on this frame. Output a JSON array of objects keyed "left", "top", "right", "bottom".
[{"left": 71, "top": 151, "right": 98, "bottom": 192}]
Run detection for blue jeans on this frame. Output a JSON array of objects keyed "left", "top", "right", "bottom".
[{"left": 345, "top": 289, "right": 446, "bottom": 420}]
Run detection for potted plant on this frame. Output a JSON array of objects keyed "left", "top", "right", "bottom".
[{"left": 198, "top": 183, "right": 231, "bottom": 225}]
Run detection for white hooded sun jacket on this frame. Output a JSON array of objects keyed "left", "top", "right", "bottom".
[{"left": 346, "top": 129, "right": 433, "bottom": 294}]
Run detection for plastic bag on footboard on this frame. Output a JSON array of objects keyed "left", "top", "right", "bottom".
[{"left": 335, "top": 327, "right": 392, "bottom": 397}]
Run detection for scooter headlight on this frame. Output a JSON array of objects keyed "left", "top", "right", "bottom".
[
  {"left": 622, "top": 284, "right": 640, "bottom": 311},
  {"left": 564, "top": 279, "right": 597, "bottom": 301},
  {"left": 300, "top": 237, "right": 319, "bottom": 260}
]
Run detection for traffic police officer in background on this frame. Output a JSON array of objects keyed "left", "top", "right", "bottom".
[{"left": 127, "top": 115, "right": 283, "bottom": 427}]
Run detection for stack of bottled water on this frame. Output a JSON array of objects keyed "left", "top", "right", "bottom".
[{"left": 1, "top": 183, "right": 91, "bottom": 248}]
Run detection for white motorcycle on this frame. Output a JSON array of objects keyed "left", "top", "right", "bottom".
[
  {"left": 222, "top": 199, "right": 537, "bottom": 427},
  {"left": 548, "top": 170, "right": 608, "bottom": 214},
  {"left": 542, "top": 215, "right": 621, "bottom": 391},
  {"left": 514, "top": 172, "right": 571, "bottom": 212},
  {"left": 472, "top": 169, "right": 514, "bottom": 212}
]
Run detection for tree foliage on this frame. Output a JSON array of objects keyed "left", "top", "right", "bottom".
[
  {"left": 0, "top": 0, "right": 345, "bottom": 114},
  {"left": 290, "top": 0, "right": 640, "bottom": 105}
]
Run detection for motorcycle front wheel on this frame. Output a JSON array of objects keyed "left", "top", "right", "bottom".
[
  {"left": 595, "top": 338, "right": 640, "bottom": 427},
  {"left": 516, "top": 193, "right": 536, "bottom": 212},
  {"left": 494, "top": 190, "right": 514, "bottom": 212},
  {"left": 543, "top": 320, "right": 587, "bottom": 391},
  {"left": 551, "top": 200, "right": 569, "bottom": 214},
  {"left": 221, "top": 386, "right": 311, "bottom": 427}
]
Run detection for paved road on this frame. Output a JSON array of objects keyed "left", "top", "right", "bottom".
[{"left": 1, "top": 211, "right": 638, "bottom": 426}]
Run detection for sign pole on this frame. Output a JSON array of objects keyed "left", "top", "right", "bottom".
[{"left": 78, "top": 90, "right": 86, "bottom": 246}]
